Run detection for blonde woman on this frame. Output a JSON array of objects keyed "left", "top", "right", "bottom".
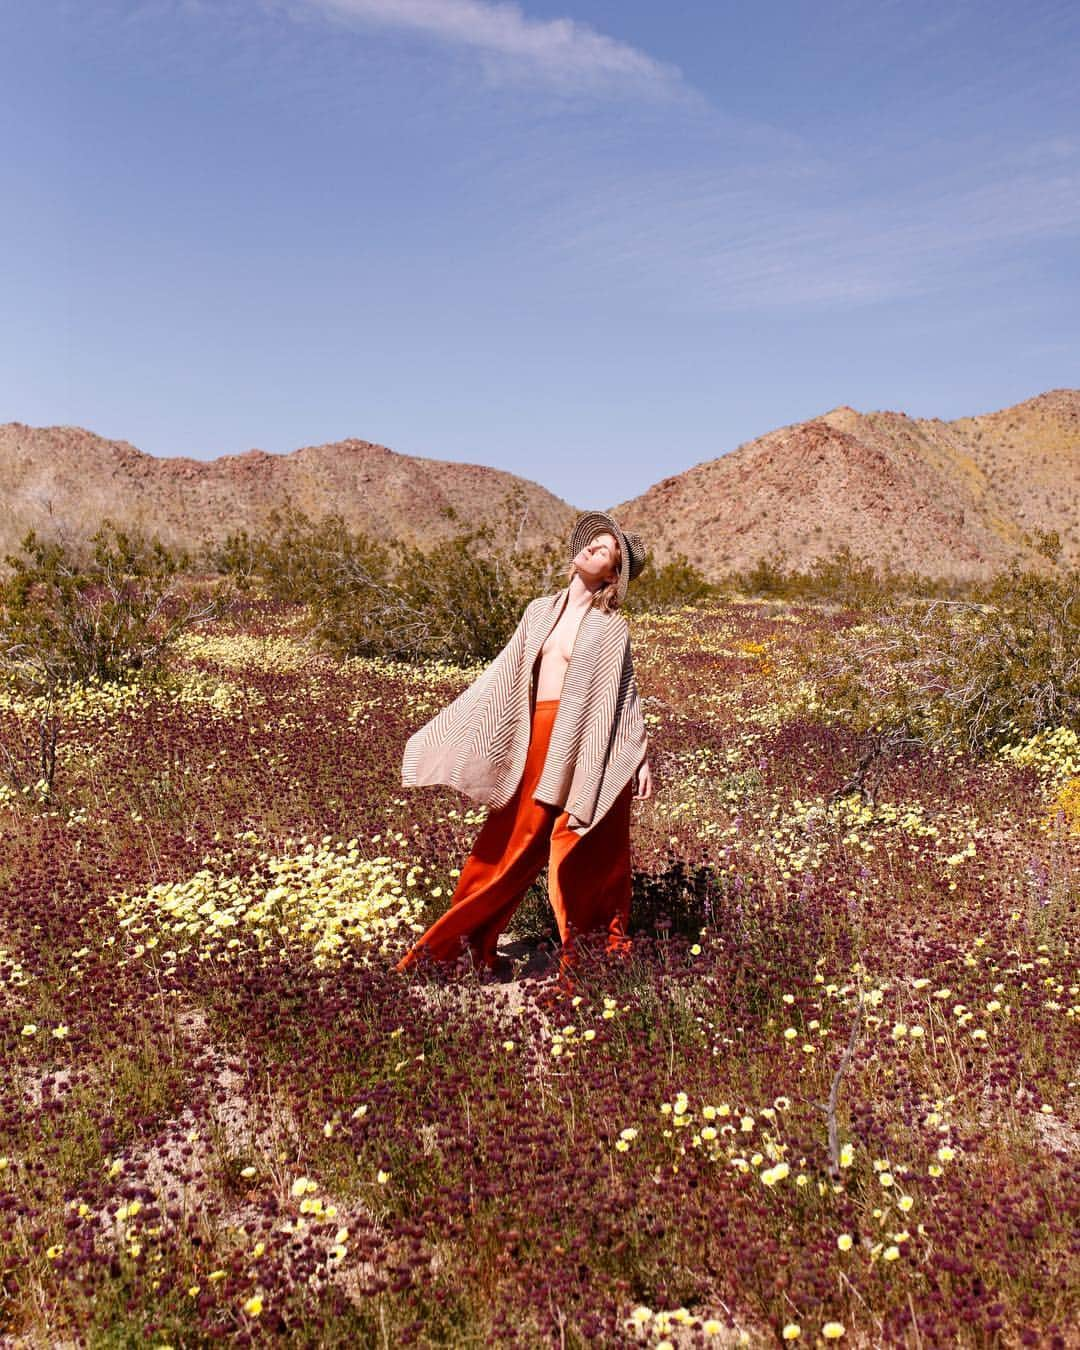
[{"left": 396, "top": 511, "right": 652, "bottom": 980}]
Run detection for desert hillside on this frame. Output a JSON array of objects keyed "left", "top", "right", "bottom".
[
  {"left": 611, "top": 389, "right": 1079, "bottom": 580},
  {"left": 1, "top": 389, "right": 1076, "bottom": 578},
  {"left": 0, "top": 426, "right": 575, "bottom": 561}
]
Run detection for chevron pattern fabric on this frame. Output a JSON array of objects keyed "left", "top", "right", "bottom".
[{"left": 401, "top": 587, "right": 649, "bottom": 835}]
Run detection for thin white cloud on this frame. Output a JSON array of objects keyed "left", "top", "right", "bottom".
[
  {"left": 305, "top": 0, "right": 687, "bottom": 97},
  {"left": 523, "top": 159, "right": 1080, "bottom": 310}
]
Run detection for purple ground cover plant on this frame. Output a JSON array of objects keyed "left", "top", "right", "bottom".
[{"left": 0, "top": 594, "right": 1076, "bottom": 1346}]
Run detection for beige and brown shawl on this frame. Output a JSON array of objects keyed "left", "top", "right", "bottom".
[{"left": 401, "top": 586, "right": 649, "bottom": 835}]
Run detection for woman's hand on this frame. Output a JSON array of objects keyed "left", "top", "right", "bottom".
[{"left": 634, "top": 758, "right": 653, "bottom": 799}]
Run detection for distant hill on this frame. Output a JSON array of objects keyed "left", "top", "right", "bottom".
[
  {"left": 0, "top": 427, "right": 575, "bottom": 561},
  {"left": 611, "top": 389, "right": 1079, "bottom": 580},
  {"left": 1, "top": 389, "right": 1076, "bottom": 580}
]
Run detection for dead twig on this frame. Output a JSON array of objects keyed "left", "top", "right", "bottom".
[{"left": 820, "top": 991, "right": 864, "bottom": 1178}]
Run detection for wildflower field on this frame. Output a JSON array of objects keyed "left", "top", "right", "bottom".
[{"left": 1, "top": 595, "right": 1076, "bottom": 1347}]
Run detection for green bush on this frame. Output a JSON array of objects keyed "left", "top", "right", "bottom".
[
  {"left": 210, "top": 502, "right": 562, "bottom": 664},
  {"left": 621, "top": 552, "right": 715, "bottom": 614},
  {"left": 2, "top": 524, "right": 229, "bottom": 686},
  {"left": 728, "top": 545, "right": 968, "bottom": 606},
  {"left": 808, "top": 542, "right": 1078, "bottom": 793},
  {"left": 311, "top": 522, "right": 560, "bottom": 665},
  {"left": 0, "top": 523, "right": 231, "bottom": 796},
  {"left": 209, "top": 504, "right": 715, "bottom": 663},
  {"left": 217, "top": 506, "right": 397, "bottom": 608}
]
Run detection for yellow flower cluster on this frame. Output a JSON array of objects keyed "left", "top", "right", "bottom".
[
  {"left": 626, "top": 1302, "right": 749, "bottom": 1343},
  {"left": 0, "top": 677, "right": 147, "bottom": 724},
  {"left": 782, "top": 1322, "right": 845, "bottom": 1341},
  {"left": 655, "top": 1093, "right": 802, "bottom": 1180},
  {"left": 549, "top": 1021, "right": 599, "bottom": 1059},
  {"left": 1045, "top": 776, "right": 1080, "bottom": 836},
  {"left": 999, "top": 726, "right": 1078, "bottom": 782},
  {"left": 347, "top": 694, "right": 385, "bottom": 727},
  {"left": 115, "top": 837, "right": 429, "bottom": 964},
  {"left": 788, "top": 792, "right": 946, "bottom": 846},
  {"left": 342, "top": 651, "right": 486, "bottom": 689},
  {"left": 996, "top": 728, "right": 1080, "bottom": 835},
  {"left": 0, "top": 947, "right": 30, "bottom": 991},
  {"left": 628, "top": 608, "right": 738, "bottom": 656},
  {"left": 341, "top": 652, "right": 491, "bottom": 723},
  {"left": 172, "top": 669, "right": 265, "bottom": 716},
  {"left": 174, "top": 631, "right": 315, "bottom": 674},
  {"left": 0, "top": 668, "right": 258, "bottom": 727}
]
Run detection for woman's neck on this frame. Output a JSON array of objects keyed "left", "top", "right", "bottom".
[{"left": 565, "top": 572, "right": 605, "bottom": 610}]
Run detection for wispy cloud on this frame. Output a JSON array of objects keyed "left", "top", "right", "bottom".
[
  {"left": 305, "top": 0, "right": 687, "bottom": 97},
  {"left": 522, "top": 157, "right": 1080, "bottom": 311}
]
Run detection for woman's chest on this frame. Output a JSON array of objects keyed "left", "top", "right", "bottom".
[{"left": 539, "top": 608, "right": 586, "bottom": 665}]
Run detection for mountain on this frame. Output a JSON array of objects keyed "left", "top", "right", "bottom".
[
  {"left": 610, "top": 389, "right": 1079, "bottom": 579},
  {"left": 0, "top": 426, "right": 575, "bottom": 561},
  {"left": 1, "top": 389, "right": 1076, "bottom": 579}
]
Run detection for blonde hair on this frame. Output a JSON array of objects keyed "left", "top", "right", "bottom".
[{"left": 565, "top": 533, "right": 622, "bottom": 613}]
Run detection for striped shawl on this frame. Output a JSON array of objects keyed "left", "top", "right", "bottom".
[{"left": 401, "top": 587, "right": 649, "bottom": 835}]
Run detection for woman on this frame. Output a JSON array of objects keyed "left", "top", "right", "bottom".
[{"left": 394, "top": 510, "right": 653, "bottom": 979}]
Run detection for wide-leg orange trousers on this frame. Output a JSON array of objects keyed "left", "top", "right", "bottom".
[{"left": 394, "top": 698, "right": 634, "bottom": 975}]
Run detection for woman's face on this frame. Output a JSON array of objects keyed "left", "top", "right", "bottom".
[{"left": 573, "top": 531, "right": 619, "bottom": 586}]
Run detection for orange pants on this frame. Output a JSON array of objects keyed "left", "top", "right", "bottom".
[{"left": 394, "top": 698, "right": 634, "bottom": 975}]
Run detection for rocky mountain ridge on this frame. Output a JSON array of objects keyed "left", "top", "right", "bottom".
[
  {"left": 611, "top": 389, "right": 1078, "bottom": 578},
  {"left": 1, "top": 389, "right": 1076, "bottom": 580}
]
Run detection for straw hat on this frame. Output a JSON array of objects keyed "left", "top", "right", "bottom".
[{"left": 570, "top": 510, "right": 648, "bottom": 606}]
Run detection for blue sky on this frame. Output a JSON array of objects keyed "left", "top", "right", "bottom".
[{"left": 3, "top": 1, "right": 1077, "bottom": 509}]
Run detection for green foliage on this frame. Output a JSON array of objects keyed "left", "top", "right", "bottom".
[
  {"left": 201, "top": 526, "right": 261, "bottom": 589},
  {"left": 621, "top": 552, "right": 715, "bottom": 614},
  {"left": 735, "top": 548, "right": 795, "bottom": 599},
  {"left": 810, "top": 555, "right": 1079, "bottom": 766},
  {"left": 729, "top": 545, "right": 969, "bottom": 605},
  {"left": 314, "top": 522, "right": 559, "bottom": 664},
  {"left": 210, "top": 504, "right": 714, "bottom": 663},
  {"left": 210, "top": 502, "right": 562, "bottom": 664},
  {"left": 0, "top": 523, "right": 231, "bottom": 795},
  {"left": 1, "top": 523, "right": 229, "bottom": 686}
]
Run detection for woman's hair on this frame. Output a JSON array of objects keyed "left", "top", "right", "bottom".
[{"left": 565, "top": 533, "right": 622, "bottom": 613}]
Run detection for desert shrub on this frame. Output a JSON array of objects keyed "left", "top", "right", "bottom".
[
  {"left": 804, "top": 547, "right": 897, "bottom": 608},
  {"left": 809, "top": 542, "right": 1078, "bottom": 794},
  {"left": 207, "top": 505, "right": 387, "bottom": 604},
  {"left": 212, "top": 504, "right": 714, "bottom": 662},
  {"left": 621, "top": 552, "right": 715, "bottom": 614},
  {"left": 1, "top": 523, "right": 229, "bottom": 685},
  {"left": 0, "top": 523, "right": 231, "bottom": 795},
  {"left": 730, "top": 545, "right": 966, "bottom": 605},
  {"left": 201, "top": 526, "right": 261, "bottom": 589},
  {"left": 312, "top": 522, "right": 559, "bottom": 664},
  {"left": 734, "top": 548, "right": 794, "bottom": 599},
  {"left": 210, "top": 502, "right": 562, "bottom": 664}
]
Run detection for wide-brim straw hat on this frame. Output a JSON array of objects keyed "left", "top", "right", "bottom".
[{"left": 570, "top": 510, "right": 648, "bottom": 606}]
